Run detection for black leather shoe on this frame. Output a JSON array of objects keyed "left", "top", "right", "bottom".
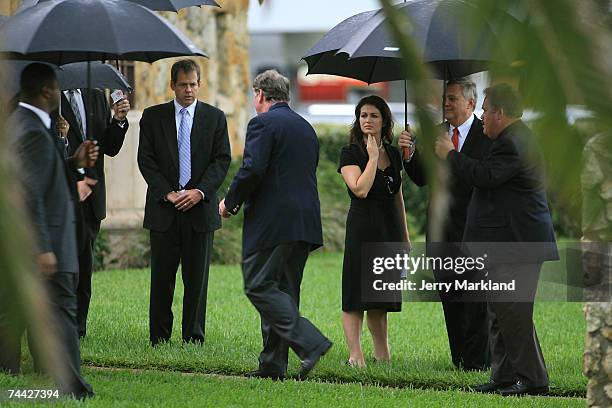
[
  {"left": 245, "top": 370, "right": 285, "bottom": 381},
  {"left": 472, "top": 381, "right": 514, "bottom": 393},
  {"left": 498, "top": 381, "right": 549, "bottom": 396},
  {"left": 297, "top": 340, "right": 332, "bottom": 380}
]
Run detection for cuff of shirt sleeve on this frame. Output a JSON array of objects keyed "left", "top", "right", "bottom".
[
  {"left": 196, "top": 189, "right": 205, "bottom": 201},
  {"left": 403, "top": 149, "right": 416, "bottom": 163}
]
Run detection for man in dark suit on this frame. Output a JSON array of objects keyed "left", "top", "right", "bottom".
[
  {"left": 219, "top": 69, "right": 331, "bottom": 381},
  {"left": 0, "top": 63, "right": 98, "bottom": 399},
  {"left": 137, "top": 59, "right": 231, "bottom": 346},
  {"left": 52, "top": 88, "right": 130, "bottom": 338},
  {"left": 399, "top": 78, "right": 491, "bottom": 371},
  {"left": 435, "top": 83, "right": 558, "bottom": 396}
]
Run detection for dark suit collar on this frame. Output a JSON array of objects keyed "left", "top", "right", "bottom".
[
  {"left": 60, "top": 92, "right": 86, "bottom": 142},
  {"left": 190, "top": 100, "right": 209, "bottom": 153},
  {"left": 17, "top": 106, "right": 65, "bottom": 156},
  {"left": 458, "top": 114, "right": 483, "bottom": 155},
  {"left": 268, "top": 101, "right": 289, "bottom": 111},
  {"left": 162, "top": 101, "right": 179, "bottom": 171},
  {"left": 17, "top": 105, "right": 46, "bottom": 128},
  {"left": 18, "top": 102, "right": 52, "bottom": 129}
]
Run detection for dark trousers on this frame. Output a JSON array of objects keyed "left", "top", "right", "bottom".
[
  {"left": 242, "top": 241, "right": 328, "bottom": 375},
  {"left": 438, "top": 298, "right": 490, "bottom": 370},
  {"left": 149, "top": 214, "right": 213, "bottom": 345},
  {"left": 487, "top": 263, "right": 549, "bottom": 387},
  {"left": 432, "top": 243, "right": 489, "bottom": 370},
  {"left": 0, "top": 272, "right": 93, "bottom": 399},
  {"left": 76, "top": 201, "right": 100, "bottom": 338}
]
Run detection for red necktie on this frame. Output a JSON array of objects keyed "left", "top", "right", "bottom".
[{"left": 451, "top": 127, "right": 459, "bottom": 150}]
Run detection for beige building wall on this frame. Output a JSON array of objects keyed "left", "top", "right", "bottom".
[{"left": 0, "top": 0, "right": 21, "bottom": 15}]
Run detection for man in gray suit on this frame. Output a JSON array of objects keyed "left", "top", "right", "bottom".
[{"left": 0, "top": 63, "right": 98, "bottom": 399}]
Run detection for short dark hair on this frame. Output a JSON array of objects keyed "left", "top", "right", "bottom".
[
  {"left": 20, "top": 63, "right": 57, "bottom": 100},
  {"left": 171, "top": 59, "right": 200, "bottom": 83},
  {"left": 252, "top": 69, "right": 290, "bottom": 102},
  {"left": 484, "top": 83, "right": 523, "bottom": 118},
  {"left": 349, "top": 95, "right": 394, "bottom": 147}
]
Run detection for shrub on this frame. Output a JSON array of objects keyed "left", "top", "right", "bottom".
[{"left": 97, "top": 120, "right": 581, "bottom": 269}]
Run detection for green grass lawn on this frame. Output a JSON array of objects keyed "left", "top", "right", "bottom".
[
  {"left": 0, "top": 367, "right": 584, "bottom": 407},
  {"left": 0, "top": 251, "right": 587, "bottom": 406}
]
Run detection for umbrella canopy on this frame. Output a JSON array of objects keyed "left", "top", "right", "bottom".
[
  {"left": 0, "top": 0, "right": 207, "bottom": 65},
  {"left": 126, "top": 0, "right": 220, "bottom": 12},
  {"left": 3, "top": 61, "right": 132, "bottom": 98},
  {"left": 35, "top": 0, "right": 220, "bottom": 12},
  {"left": 303, "top": 0, "right": 503, "bottom": 84},
  {"left": 0, "top": 61, "right": 58, "bottom": 103},
  {"left": 58, "top": 62, "right": 132, "bottom": 91}
]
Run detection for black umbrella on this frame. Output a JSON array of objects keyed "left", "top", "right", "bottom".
[
  {"left": 0, "top": 0, "right": 207, "bottom": 139},
  {"left": 126, "top": 0, "right": 220, "bottom": 12},
  {"left": 304, "top": 0, "right": 502, "bottom": 82},
  {"left": 0, "top": 0, "right": 206, "bottom": 65},
  {"left": 57, "top": 62, "right": 132, "bottom": 92},
  {"left": 35, "top": 0, "right": 221, "bottom": 12},
  {"left": 3, "top": 60, "right": 132, "bottom": 98},
  {"left": 303, "top": 0, "right": 507, "bottom": 128}
]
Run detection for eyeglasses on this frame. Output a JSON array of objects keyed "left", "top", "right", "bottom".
[{"left": 383, "top": 173, "right": 394, "bottom": 194}]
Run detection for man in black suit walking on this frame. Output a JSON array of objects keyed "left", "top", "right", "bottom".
[
  {"left": 138, "top": 59, "right": 231, "bottom": 346},
  {"left": 53, "top": 88, "right": 130, "bottom": 338},
  {"left": 399, "top": 78, "right": 491, "bottom": 370},
  {"left": 0, "top": 63, "right": 98, "bottom": 399},
  {"left": 435, "top": 83, "right": 558, "bottom": 396},
  {"left": 219, "top": 70, "right": 331, "bottom": 380}
]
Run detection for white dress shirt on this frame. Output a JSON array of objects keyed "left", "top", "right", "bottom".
[
  {"left": 448, "top": 113, "right": 475, "bottom": 152},
  {"left": 174, "top": 98, "right": 196, "bottom": 140}
]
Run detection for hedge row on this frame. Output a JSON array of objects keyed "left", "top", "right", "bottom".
[{"left": 96, "top": 122, "right": 581, "bottom": 268}]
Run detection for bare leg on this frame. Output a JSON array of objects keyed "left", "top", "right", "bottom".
[
  {"left": 366, "top": 310, "right": 390, "bottom": 361},
  {"left": 341, "top": 311, "right": 365, "bottom": 367}
]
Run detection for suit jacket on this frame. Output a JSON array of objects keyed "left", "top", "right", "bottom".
[
  {"left": 52, "top": 89, "right": 128, "bottom": 221},
  {"left": 224, "top": 102, "right": 323, "bottom": 257},
  {"left": 404, "top": 115, "right": 491, "bottom": 242},
  {"left": 448, "top": 120, "right": 558, "bottom": 261},
  {"left": 9, "top": 107, "right": 78, "bottom": 273},
  {"left": 137, "top": 100, "right": 231, "bottom": 233}
]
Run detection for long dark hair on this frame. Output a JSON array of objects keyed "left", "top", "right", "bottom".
[{"left": 349, "top": 95, "right": 394, "bottom": 149}]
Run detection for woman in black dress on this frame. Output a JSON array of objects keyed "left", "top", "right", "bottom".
[{"left": 338, "top": 95, "right": 410, "bottom": 367}]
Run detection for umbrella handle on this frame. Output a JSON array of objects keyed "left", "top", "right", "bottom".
[{"left": 402, "top": 79, "right": 410, "bottom": 160}]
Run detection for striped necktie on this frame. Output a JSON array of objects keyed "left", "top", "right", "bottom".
[
  {"left": 68, "top": 90, "right": 86, "bottom": 140},
  {"left": 178, "top": 107, "right": 191, "bottom": 188}
]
